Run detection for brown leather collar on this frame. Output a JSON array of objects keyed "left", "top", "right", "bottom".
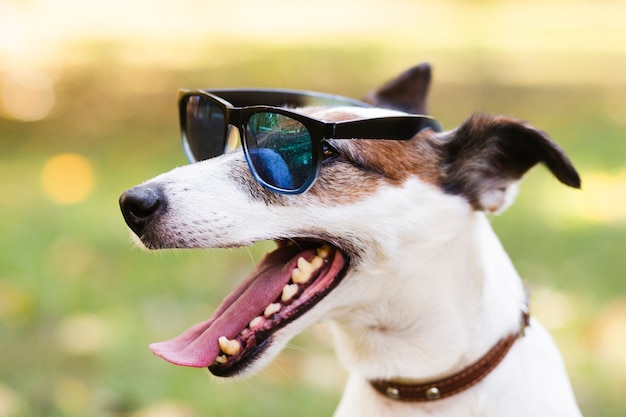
[{"left": 370, "top": 309, "right": 530, "bottom": 402}]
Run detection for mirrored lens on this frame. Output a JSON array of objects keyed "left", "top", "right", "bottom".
[
  {"left": 183, "top": 95, "right": 227, "bottom": 162},
  {"left": 245, "top": 112, "right": 313, "bottom": 191}
]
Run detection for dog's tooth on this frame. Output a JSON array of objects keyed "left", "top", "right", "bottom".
[
  {"left": 214, "top": 355, "right": 228, "bottom": 364},
  {"left": 310, "top": 255, "right": 323, "bottom": 269},
  {"left": 297, "top": 256, "right": 315, "bottom": 273},
  {"left": 292, "top": 254, "right": 325, "bottom": 284},
  {"left": 218, "top": 336, "right": 241, "bottom": 356},
  {"left": 264, "top": 303, "right": 281, "bottom": 317},
  {"left": 291, "top": 268, "right": 312, "bottom": 284},
  {"left": 249, "top": 316, "right": 264, "bottom": 329},
  {"left": 316, "top": 245, "right": 331, "bottom": 259},
  {"left": 281, "top": 283, "right": 299, "bottom": 302}
]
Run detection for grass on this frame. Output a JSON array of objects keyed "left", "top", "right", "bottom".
[{"left": 1, "top": 43, "right": 625, "bottom": 416}]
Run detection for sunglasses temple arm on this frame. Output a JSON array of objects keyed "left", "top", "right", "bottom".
[{"left": 332, "top": 117, "right": 442, "bottom": 141}]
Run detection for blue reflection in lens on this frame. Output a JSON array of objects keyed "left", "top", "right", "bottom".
[
  {"left": 248, "top": 148, "right": 294, "bottom": 189},
  {"left": 245, "top": 112, "right": 312, "bottom": 190}
]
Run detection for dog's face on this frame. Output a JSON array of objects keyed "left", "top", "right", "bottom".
[{"left": 119, "top": 65, "right": 580, "bottom": 379}]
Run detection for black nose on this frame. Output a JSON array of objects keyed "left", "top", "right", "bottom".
[{"left": 119, "top": 185, "right": 165, "bottom": 236}]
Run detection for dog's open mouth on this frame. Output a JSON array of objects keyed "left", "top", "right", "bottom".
[{"left": 149, "top": 239, "right": 347, "bottom": 377}]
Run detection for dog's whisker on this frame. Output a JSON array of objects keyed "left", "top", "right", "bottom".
[
  {"left": 283, "top": 342, "right": 316, "bottom": 356},
  {"left": 243, "top": 246, "right": 257, "bottom": 271},
  {"left": 266, "top": 355, "right": 296, "bottom": 381}
]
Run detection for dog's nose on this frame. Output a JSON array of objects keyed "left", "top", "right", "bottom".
[{"left": 119, "top": 185, "right": 165, "bottom": 236}]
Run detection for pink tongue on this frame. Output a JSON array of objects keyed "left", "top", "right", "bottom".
[{"left": 149, "top": 246, "right": 309, "bottom": 368}]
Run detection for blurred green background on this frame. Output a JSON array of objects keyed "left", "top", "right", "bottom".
[{"left": 1, "top": 0, "right": 625, "bottom": 416}]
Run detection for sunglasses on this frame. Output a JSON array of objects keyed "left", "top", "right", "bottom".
[{"left": 179, "top": 88, "right": 443, "bottom": 194}]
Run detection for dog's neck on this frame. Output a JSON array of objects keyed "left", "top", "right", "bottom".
[{"left": 328, "top": 209, "right": 526, "bottom": 388}]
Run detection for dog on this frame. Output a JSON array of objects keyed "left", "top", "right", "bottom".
[{"left": 119, "top": 63, "right": 583, "bottom": 416}]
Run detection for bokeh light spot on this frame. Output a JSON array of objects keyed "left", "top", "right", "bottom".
[
  {"left": 0, "top": 382, "right": 25, "bottom": 417},
  {"left": 53, "top": 377, "right": 90, "bottom": 415},
  {"left": 575, "top": 169, "right": 626, "bottom": 224},
  {"left": 0, "top": 280, "right": 33, "bottom": 325},
  {"left": 56, "top": 314, "right": 112, "bottom": 355},
  {"left": 586, "top": 301, "right": 626, "bottom": 368},
  {"left": 132, "top": 401, "right": 199, "bottom": 417},
  {"left": 41, "top": 153, "right": 95, "bottom": 205},
  {"left": 1, "top": 70, "right": 56, "bottom": 121},
  {"left": 538, "top": 168, "right": 626, "bottom": 225}
]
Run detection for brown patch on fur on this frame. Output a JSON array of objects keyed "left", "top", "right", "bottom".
[
  {"left": 302, "top": 131, "right": 443, "bottom": 206},
  {"left": 340, "top": 133, "right": 442, "bottom": 186},
  {"left": 297, "top": 108, "right": 444, "bottom": 205}
]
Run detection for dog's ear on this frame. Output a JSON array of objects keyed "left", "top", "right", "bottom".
[
  {"left": 365, "top": 63, "right": 432, "bottom": 114},
  {"left": 440, "top": 114, "right": 581, "bottom": 213}
]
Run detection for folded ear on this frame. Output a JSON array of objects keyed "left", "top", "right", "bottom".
[
  {"left": 440, "top": 114, "right": 581, "bottom": 213},
  {"left": 365, "top": 63, "right": 432, "bottom": 114}
]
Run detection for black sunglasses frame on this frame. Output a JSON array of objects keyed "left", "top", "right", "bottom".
[{"left": 179, "top": 88, "right": 443, "bottom": 194}]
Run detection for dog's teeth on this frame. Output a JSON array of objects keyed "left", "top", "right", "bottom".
[
  {"left": 310, "top": 255, "right": 323, "bottom": 269},
  {"left": 249, "top": 316, "right": 264, "bottom": 329},
  {"left": 316, "top": 245, "right": 331, "bottom": 259},
  {"left": 292, "top": 254, "right": 325, "bottom": 284},
  {"left": 264, "top": 303, "right": 281, "bottom": 317},
  {"left": 214, "top": 355, "right": 228, "bottom": 364},
  {"left": 297, "top": 256, "right": 315, "bottom": 273},
  {"left": 281, "top": 283, "right": 298, "bottom": 302},
  {"left": 218, "top": 336, "right": 241, "bottom": 356},
  {"left": 291, "top": 267, "right": 311, "bottom": 284}
]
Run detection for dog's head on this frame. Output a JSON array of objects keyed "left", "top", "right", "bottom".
[{"left": 119, "top": 64, "right": 580, "bottom": 378}]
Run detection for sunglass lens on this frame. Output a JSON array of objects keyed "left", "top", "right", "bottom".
[
  {"left": 245, "top": 112, "right": 313, "bottom": 192},
  {"left": 182, "top": 95, "right": 227, "bottom": 162}
]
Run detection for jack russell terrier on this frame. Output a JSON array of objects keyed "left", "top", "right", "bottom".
[{"left": 119, "top": 63, "right": 583, "bottom": 416}]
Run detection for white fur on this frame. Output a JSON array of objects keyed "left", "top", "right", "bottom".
[{"left": 131, "top": 107, "right": 582, "bottom": 416}]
